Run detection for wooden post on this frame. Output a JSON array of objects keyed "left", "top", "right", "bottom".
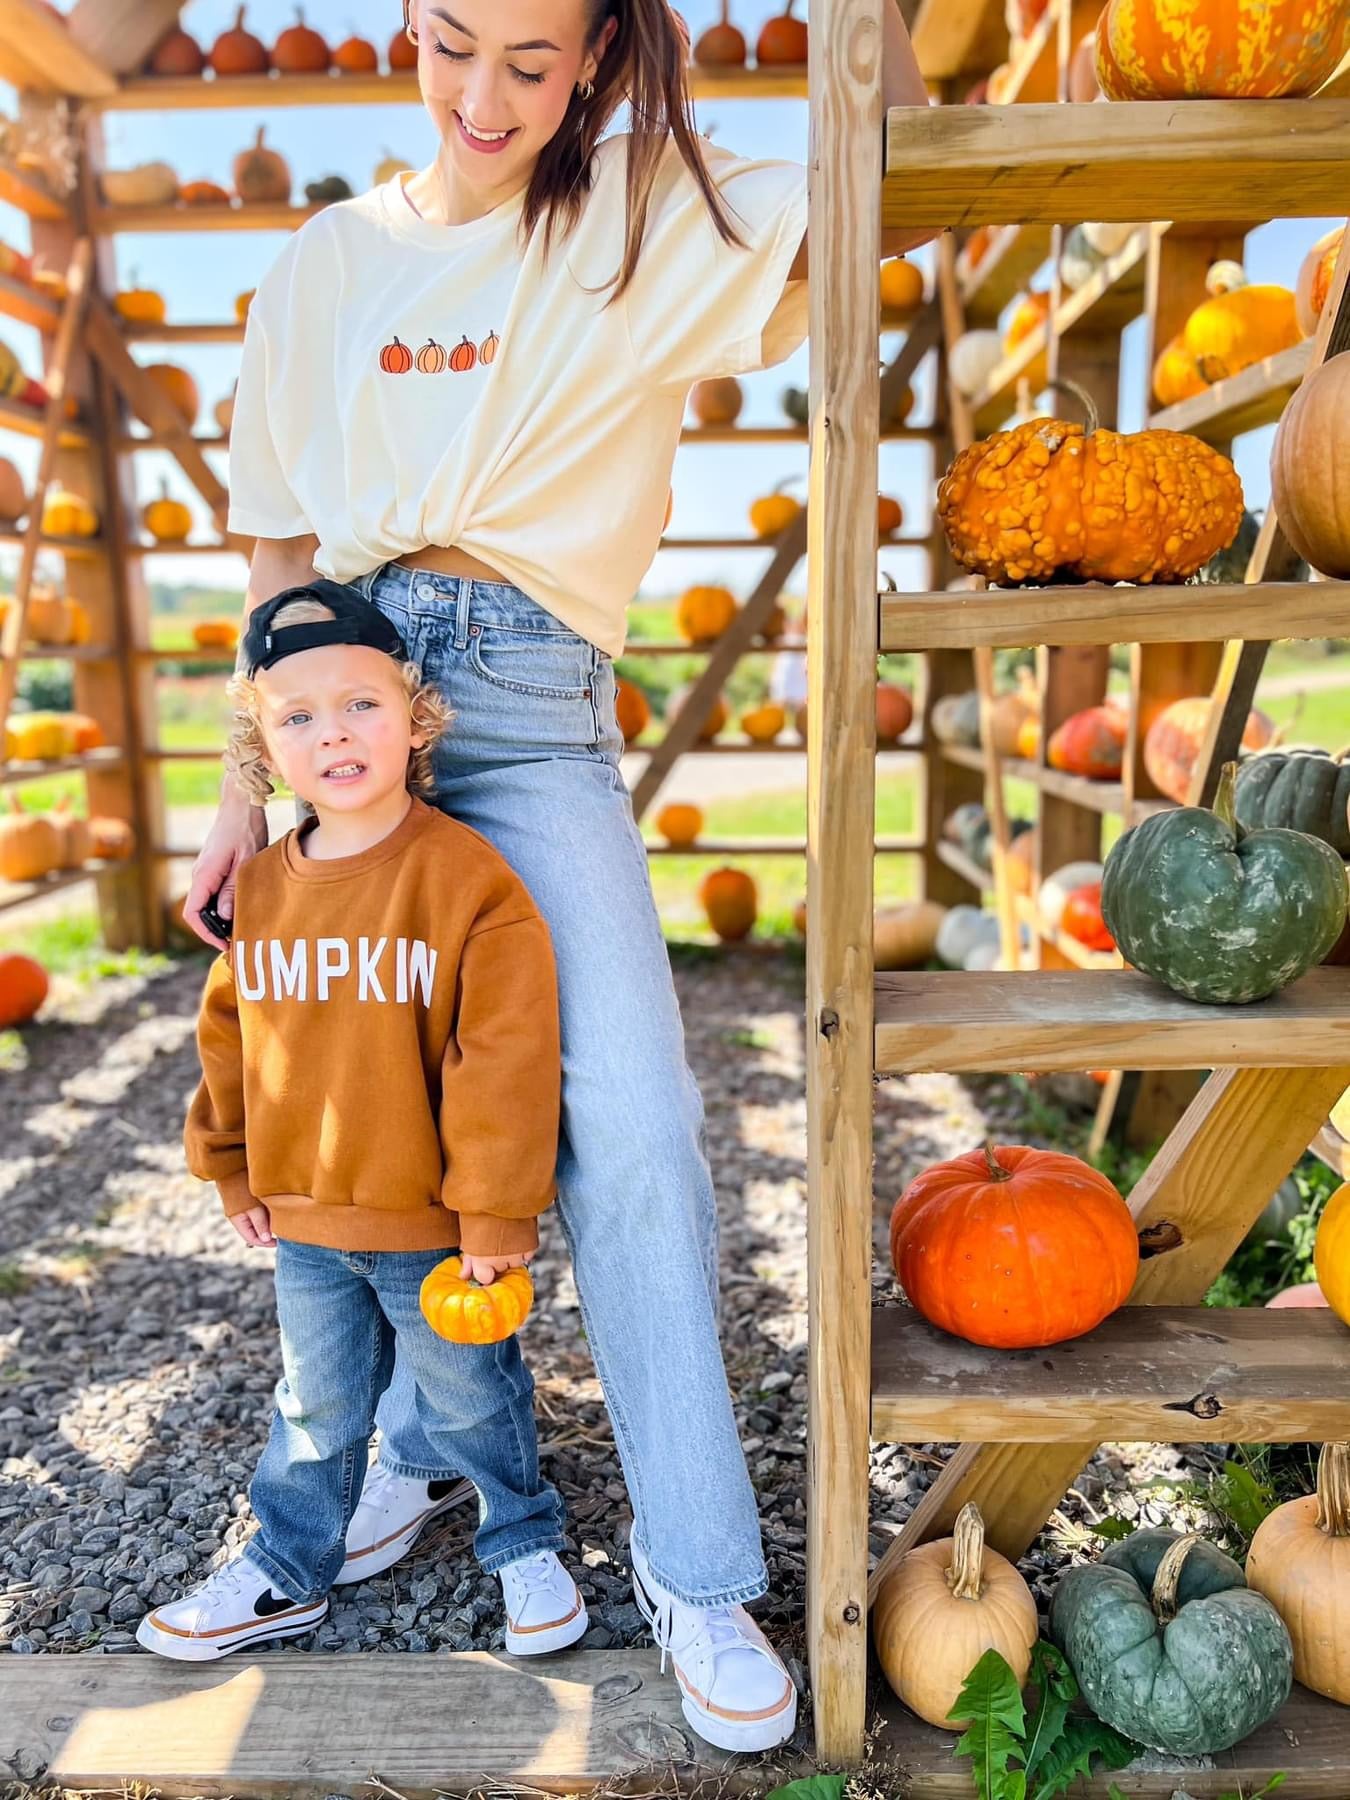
[{"left": 805, "top": 0, "right": 881, "bottom": 1764}]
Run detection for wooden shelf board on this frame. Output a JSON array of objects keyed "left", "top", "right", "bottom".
[
  {"left": 122, "top": 320, "right": 246, "bottom": 343},
  {"left": 644, "top": 835, "right": 922, "bottom": 856},
  {"left": 872, "top": 1303, "right": 1350, "bottom": 1443},
  {"left": 1056, "top": 226, "right": 1151, "bottom": 336},
  {"left": 659, "top": 535, "right": 929, "bottom": 552},
  {"left": 0, "top": 272, "right": 61, "bottom": 333},
  {"left": 0, "top": 397, "right": 89, "bottom": 450},
  {"left": 879, "top": 580, "right": 1350, "bottom": 651},
  {"left": 0, "top": 161, "right": 67, "bottom": 221},
  {"left": 92, "top": 202, "right": 327, "bottom": 234},
  {"left": 679, "top": 424, "right": 936, "bottom": 444},
  {"left": 118, "top": 432, "right": 228, "bottom": 452},
  {"left": 911, "top": 0, "right": 1006, "bottom": 83},
  {"left": 0, "top": 531, "right": 105, "bottom": 560},
  {"left": 959, "top": 223, "right": 1055, "bottom": 325},
  {"left": 5, "top": 643, "right": 115, "bottom": 663},
  {"left": 1149, "top": 339, "right": 1312, "bottom": 441},
  {"left": 100, "top": 65, "right": 806, "bottom": 112},
  {"left": 0, "top": 861, "right": 113, "bottom": 917},
  {"left": 870, "top": 1680, "right": 1350, "bottom": 1799},
  {"left": 0, "top": 748, "right": 124, "bottom": 788},
  {"left": 935, "top": 839, "right": 993, "bottom": 893},
  {"left": 1310, "top": 1123, "right": 1350, "bottom": 1180},
  {"left": 620, "top": 639, "right": 806, "bottom": 657},
  {"left": 941, "top": 742, "right": 1125, "bottom": 816},
  {"left": 883, "top": 100, "right": 1350, "bottom": 227},
  {"left": 874, "top": 965, "right": 1350, "bottom": 1075}
]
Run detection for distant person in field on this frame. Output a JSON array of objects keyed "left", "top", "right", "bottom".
[{"left": 181, "top": 0, "right": 933, "bottom": 1751}]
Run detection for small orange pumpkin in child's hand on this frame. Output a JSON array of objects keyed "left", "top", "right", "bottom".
[{"left": 420, "top": 1254, "right": 533, "bottom": 1344}]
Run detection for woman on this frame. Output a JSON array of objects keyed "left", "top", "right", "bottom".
[{"left": 189, "top": 0, "right": 932, "bottom": 1754}]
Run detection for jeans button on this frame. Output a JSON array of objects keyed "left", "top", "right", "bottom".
[{"left": 417, "top": 583, "right": 437, "bottom": 601}]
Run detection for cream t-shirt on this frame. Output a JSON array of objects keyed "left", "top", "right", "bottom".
[{"left": 227, "top": 132, "right": 808, "bottom": 655}]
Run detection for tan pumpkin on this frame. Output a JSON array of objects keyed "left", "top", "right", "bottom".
[
  {"left": 741, "top": 702, "right": 786, "bottom": 744},
  {"left": 210, "top": 5, "right": 269, "bottom": 75},
  {"left": 676, "top": 585, "right": 737, "bottom": 643},
  {"left": 145, "top": 362, "right": 199, "bottom": 427},
  {"left": 0, "top": 795, "right": 60, "bottom": 881},
  {"left": 88, "top": 816, "right": 135, "bottom": 862},
  {"left": 1182, "top": 271, "right": 1300, "bottom": 385},
  {"left": 656, "top": 802, "right": 703, "bottom": 848},
  {"left": 142, "top": 480, "right": 192, "bottom": 543},
  {"left": 1246, "top": 1441, "right": 1350, "bottom": 1705},
  {"left": 114, "top": 280, "right": 167, "bottom": 326},
  {"left": 0, "top": 456, "right": 26, "bottom": 523},
  {"left": 233, "top": 126, "right": 292, "bottom": 205},
  {"left": 1270, "top": 356, "right": 1350, "bottom": 580},
  {"left": 42, "top": 486, "right": 99, "bottom": 539},
  {"left": 667, "top": 683, "right": 728, "bottom": 742},
  {"left": 1151, "top": 333, "right": 1207, "bottom": 409},
  {"left": 989, "top": 678, "right": 1037, "bottom": 757},
  {"left": 874, "top": 900, "right": 947, "bottom": 972},
  {"left": 872, "top": 1504, "right": 1038, "bottom": 1729},
  {"left": 690, "top": 376, "right": 743, "bottom": 427},
  {"left": 1143, "top": 696, "right": 1275, "bottom": 804},
  {"left": 99, "top": 163, "right": 179, "bottom": 208},
  {"left": 1295, "top": 227, "right": 1343, "bottom": 340},
  {"left": 699, "top": 866, "right": 757, "bottom": 942},
  {"left": 749, "top": 485, "right": 802, "bottom": 539},
  {"left": 272, "top": 7, "right": 331, "bottom": 72},
  {"left": 46, "top": 796, "right": 91, "bottom": 870},
  {"left": 614, "top": 676, "right": 649, "bottom": 744}
]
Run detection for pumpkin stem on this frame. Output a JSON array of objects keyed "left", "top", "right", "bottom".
[
  {"left": 981, "top": 1140, "right": 1013, "bottom": 1183},
  {"left": 1211, "top": 761, "right": 1240, "bottom": 835},
  {"left": 1150, "top": 1532, "right": 1203, "bottom": 1622},
  {"left": 1315, "top": 1441, "right": 1350, "bottom": 1538},
  {"left": 945, "top": 1502, "right": 988, "bottom": 1601},
  {"left": 234, "top": 4, "right": 246, "bottom": 28},
  {"left": 1042, "top": 377, "right": 1099, "bottom": 436}
]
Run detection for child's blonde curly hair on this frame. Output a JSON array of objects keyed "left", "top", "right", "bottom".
[{"left": 223, "top": 596, "right": 454, "bottom": 804}]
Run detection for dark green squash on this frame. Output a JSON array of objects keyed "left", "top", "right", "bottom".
[
  {"left": 1049, "top": 1530, "right": 1293, "bottom": 1756},
  {"left": 1235, "top": 747, "right": 1350, "bottom": 856},
  {"left": 780, "top": 386, "right": 809, "bottom": 427},
  {"left": 1101, "top": 763, "right": 1348, "bottom": 1003}
]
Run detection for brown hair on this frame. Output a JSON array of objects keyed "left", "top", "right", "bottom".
[
  {"left": 223, "top": 597, "right": 454, "bottom": 804},
  {"left": 405, "top": 0, "right": 748, "bottom": 300}
]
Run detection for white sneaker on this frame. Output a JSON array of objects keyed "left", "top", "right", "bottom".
[
  {"left": 498, "top": 1550, "right": 588, "bottom": 1655},
  {"left": 630, "top": 1538, "right": 797, "bottom": 1753},
  {"left": 135, "top": 1557, "right": 327, "bottom": 1662},
  {"left": 337, "top": 1462, "right": 475, "bottom": 1584}
]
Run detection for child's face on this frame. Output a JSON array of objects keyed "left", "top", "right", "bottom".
[{"left": 254, "top": 645, "right": 424, "bottom": 812}]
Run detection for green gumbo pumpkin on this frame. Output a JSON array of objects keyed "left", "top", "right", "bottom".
[
  {"left": 1235, "top": 747, "right": 1350, "bottom": 856},
  {"left": 1101, "top": 764, "right": 1347, "bottom": 1003},
  {"left": 1050, "top": 1530, "right": 1293, "bottom": 1756}
]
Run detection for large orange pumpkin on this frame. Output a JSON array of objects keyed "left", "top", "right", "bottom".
[
  {"left": 0, "top": 952, "right": 48, "bottom": 1028},
  {"left": 0, "top": 796, "right": 60, "bottom": 882},
  {"left": 1296, "top": 228, "right": 1343, "bottom": 340},
  {"left": 1047, "top": 705, "right": 1128, "bottom": 779},
  {"left": 614, "top": 676, "right": 650, "bottom": 744},
  {"left": 1143, "top": 696, "right": 1275, "bottom": 803},
  {"left": 1182, "top": 279, "right": 1300, "bottom": 385},
  {"left": 699, "top": 866, "right": 757, "bottom": 942},
  {"left": 889, "top": 1143, "right": 1139, "bottom": 1350},
  {"left": 1094, "top": 0, "right": 1349, "bottom": 99},
  {"left": 1270, "top": 356, "right": 1350, "bottom": 580}
]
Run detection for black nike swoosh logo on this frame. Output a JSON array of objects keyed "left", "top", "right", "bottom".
[{"left": 254, "top": 1590, "right": 303, "bottom": 1617}]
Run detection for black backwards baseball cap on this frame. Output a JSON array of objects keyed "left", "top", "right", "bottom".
[{"left": 240, "top": 578, "right": 410, "bottom": 678}]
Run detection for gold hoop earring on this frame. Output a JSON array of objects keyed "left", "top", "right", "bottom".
[
  {"left": 405, "top": 22, "right": 419, "bottom": 45},
  {"left": 576, "top": 77, "right": 595, "bottom": 100}
]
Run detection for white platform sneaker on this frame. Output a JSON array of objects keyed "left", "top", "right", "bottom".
[
  {"left": 136, "top": 1557, "right": 328, "bottom": 1661},
  {"left": 498, "top": 1550, "right": 589, "bottom": 1655},
  {"left": 337, "top": 1462, "right": 475, "bottom": 1584},
  {"left": 630, "top": 1538, "right": 797, "bottom": 1754}
]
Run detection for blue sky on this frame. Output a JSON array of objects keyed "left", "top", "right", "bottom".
[{"left": 0, "top": 2, "right": 1337, "bottom": 603}]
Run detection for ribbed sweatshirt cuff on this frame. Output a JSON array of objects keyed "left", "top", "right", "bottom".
[
  {"left": 455, "top": 1211, "right": 541, "bottom": 1258},
  {"left": 216, "top": 1169, "right": 258, "bottom": 1217}
]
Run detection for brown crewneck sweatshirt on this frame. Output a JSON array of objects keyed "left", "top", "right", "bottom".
[{"left": 183, "top": 796, "right": 560, "bottom": 1257}]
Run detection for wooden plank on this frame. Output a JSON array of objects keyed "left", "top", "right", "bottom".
[
  {"left": 0, "top": 748, "right": 125, "bottom": 788},
  {"left": 873, "top": 1305, "right": 1350, "bottom": 1443},
  {"left": 643, "top": 835, "right": 922, "bottom": 855},
  {"left": 874, "top": 966, "right": 1350, "bottom": 1075},
  {"left": 0, "top": 394, "right": 90, "bottom": 448},
  {"left": 1150, "top": 338, "right": 1311, "bottom": 439},
  {"left": 935, "top": 838, "right": 993, "bottom": 894},
  {"left": 959, "top": 222, "right": 1055, "bottom": 325},
  {"left": 91, "top": 202, "right": 327, "bottom": 234},
  {"left": 871, "top": 1064, "right": 1350, "bottom": 1569},
  {"left": 911, "top": 0, "right": 1005, "bottom": 80},
  {"left": 878, "top": 581, "right": 1350, "bottom": 651},
  {"left": 1056, "top": 227, "right": 1150, "bottom": 338},
  {"left": 0, "top": 0, "right": 116, "bottom": 96},
  {"left": 869, "top": 1681, "right": 1350, "bottom": 1799},
  {"left": 883, "top": 100, "right": 1350, "bottom": 227},
  {"left": 0, "top": 1649, "right": 738, "bottom": 1795},
  {"left": 0, "top": 271, "right": 61, "bottom": 333},
  {"left": 921, "top": 649, "right": 985, "bottom": 906},
  {"left": 804, "top": 0, "right": 879, "bottom": 1764},
  {"left": 1311, "top": 1123, "right": 1350, "bottom": 1180},
  {"left": 0, "top": 159, "right": 67, "bottom": 221},
  {"left": 680, "top": 425, "right": 936, "bottom": 445}
]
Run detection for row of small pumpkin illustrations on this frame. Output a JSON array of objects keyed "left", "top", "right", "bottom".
[
  {"left": 974, "top": 0, "right": 1349, "bottom": 106},
  {"left": 380, "top": 334, "right": 500, "bottom": 377}
]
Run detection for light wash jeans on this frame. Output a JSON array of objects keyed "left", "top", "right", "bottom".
[
  {"left": 351, "top": 562, "right": 767, "bottom": 1609},
  {"left": 245, "top": 1241, "right": 565, "bottom": 1603}
]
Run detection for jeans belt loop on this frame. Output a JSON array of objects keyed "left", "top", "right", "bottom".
[{"left": 453, "top": 576, "right": 471, "bottom": 651}]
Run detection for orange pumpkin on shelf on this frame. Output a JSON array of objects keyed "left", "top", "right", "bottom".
[
  {"left": 89, "top": 816, "right": 135, "bottom": 862},
  {"left": 145, "top": 362, "right": 199, "bottom": 427},
  {"left": 1094, "top": 0, "right": 1349, "bottom": 99},
  {"left": 741, "top": 702, "right": 787, "bottom": 744},
  {"left": 699, "top": 866, "right": 757, "bottom": 942},
  {"left": 25, "top": 589, "right": 89, "bottom": 647},
  {"left": 1060, "top": 882, "right": 1114, "bottom": 953},
  {"left": 0, "top": 456, "right": 27, "bottom": 523},
  {"left": 193, "top": 618, "right": 240, "bottom": 651},
  {"left": 667, "top": 683, "right": 728, "bottom": 742},
  {"left": 148, "top": 24, "right": 205, "bottom": 76},
  {"left": 877, "top": 494, "right": 904, "bottom": 539},
  {"left": 1015, "top": 714, "right": 1041, "bottom": 760},
  {"left": 749, "top": 485, "right": 801, "bottom": 540},
  {"left": 656, "top": 802, "right": 703, "bottom": 848},
  {"left": 209, "top": 5, "right": 269, "bottom": 76},
  {"left": 0, "top": 951, "right": 48, "bottom": 1028},
  {"left": 420, "top": 1255, "right": 533, "bottom": 1344},
  {"left": 694, "top": 1, "right": 747, "bottom": 64},
  {"left": 0, "top": 796, "right": 60, "bottom": 883},
  {"left": 388, "top": 24, "right": 419, "bottom": 70},
  {"left": 1047, "top": 705, "right": 1128, "bottom": 780},
  {"left": 614, "top": 676, "right": 650, "bottom": 744},
  {"left": 272, "top": 7, "right": 331, "bottom": 73},
  {"left": 333, "top": 33, "right": 379, "bottom": 73},
  {"left": 47, "top": 796, "right": 92, "bottom": 871},
  {"left": 142, "top": 480, "right": 193, "bottom": 544},
  {"left": 880, "top": 258, "right": 924, "bottom": 316},
  {"left": 1271, "top": 355, "right": 1350, "bottom": 580},
  {"left": 232, "top": 126, "right": 292, "bottom": 204},
  {"left": 180, "top": 179, "right": 231, "bottom": 207},
  {"left": 889, "top": 1142, "right": 1139, "bottom": 1350},
  {"left": 875, "top": 682, "right": 914, "bottom": 746},
  {"left": 691, "top": 376, "right": 743, "bottom": 427},
  {"left": 1296, "top": 227, "right": 1343, "bottom": 340},
  {"left": 1151, "top": 333, "right": 1207, "bottom": 409},
  {"left": 756, "top": 0, "right": 808, "bottom": 63},
  {"left": 1005, "top": 827, "right": 1038, "bottom": 898},
  {"left": 1182, "top": 269, "right": 1300, "bottom": 385},
  {"left": 676, "top": 584, "right": 737, "bottom": 643},
  {"left": 1142, "top": 695, "right": 1275, "bottom": 804},
  {"left": 61, "top": 714, "right": 104, "bottom": 753}
]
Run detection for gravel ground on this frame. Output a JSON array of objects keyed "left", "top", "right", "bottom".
[{"left": 0, "top": 944, "right": 1211, "bottom": 1678}]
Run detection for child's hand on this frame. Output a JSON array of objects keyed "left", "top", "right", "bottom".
[
  {"left": 459, "top": 1250, "right": 531, "bottom": 1286},
  {"left": 231, "top": 1203, "right": 276, "bottom": 1248}
]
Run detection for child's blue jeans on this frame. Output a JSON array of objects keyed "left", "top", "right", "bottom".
[
  {"left": 243, "top": 1239, "right": 565, "bottom": 1603},
  {"left": 351, "top": 563, "right": 769, "bottom": 1610}
]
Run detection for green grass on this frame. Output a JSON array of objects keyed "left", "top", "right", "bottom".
[
  {"left": 0, "top": 909, "right": 175, "bottom": 981},
  {"left": 1262, "top": 684, "right": 1350, "bottom": 751}
]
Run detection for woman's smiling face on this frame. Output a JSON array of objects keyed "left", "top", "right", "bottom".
[{"left": 406, "top": 1, "right": 616, "bottom": 186}]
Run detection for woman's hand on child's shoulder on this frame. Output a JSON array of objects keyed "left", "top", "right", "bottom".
[
  {"left": 231, "top": 1203, "right": 276, "bottom": 1248},
  {"left": 459, "top": 1250, "right": 531, "bottom": 1286}
]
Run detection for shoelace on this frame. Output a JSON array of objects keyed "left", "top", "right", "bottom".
[
  {"left": 647, "top": 1594, "right": 747, "bottom": 1679},
  {"left": 508, "top": 1552, "right": 562, "bottom": 1596},
  {"left": 201, "top": 1560, "right": 249, "bottom": 1609}
]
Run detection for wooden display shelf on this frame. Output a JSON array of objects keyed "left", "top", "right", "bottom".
[
  {"left": 99, "top": 65, "right": 808, "bottom": 114},
  {"left": 92, "top": 201, "right": 326, "bottom": 234},
  {"left": 872, "top": 1303, "right": 1350, "bottom": 1443},
  {"left": 0, "top": 529, "right": 105, "bottom": 559},
  {"left": 882, "top": 101, "right": 1350, "bottom": 227},
  {"left": 1149, "top": 339, "right": 1313, "bottom": 440},
  {"left": 0, "top": 272, "right": 61, "bottom": 333},
  {"left": 968, "top": 329, "right": 1046, "bottom": 431},
  {"left": 118, "top": 431, "right": 228, "bottom": 452},
  {"left": 145, "top": 739, "right": 923, "bottom": 762},
  {"left": 0, "top": 747, "right": 124, "bottom": 788},
  {"left": 6, "top": 643, "right": 115, "bottom": 663},
  {"left": 1012, "top": 895, "right": 1119, "bottom": 971},
  {"left": 622, "top": 638, "right": 807, "bottom": 656},
  {"left": 1056, "top": 226, "right": 1151, "bottom": 336},
  {"left": 940, "top": 741, "right": 1124, "bottom": 815},
  {"left": 879, "top": 580, "right": 1350, "bottom": 651},
  {"left": 0, "top": 160, "right": 67, "bottom": 221},
  {"left": 959, "top": 223, "right": 1055, "bottom": 325},
  {"left": 911, "top": 0, "right": 1005, "bottom": 85},
  {"left": 0, "top": 861, "right": 114, "bottom": 917},
  {"left": 661, "top": 534, "right": 929, "bottom": 551},
  {"left": 0, "top": 396, "right": 89, "bottom": 449},
  {"left": 121, "top": 320, "right": 245, "bottom": 343},
  {"left": 1310, "top": 1122, "right": 1350, "bottom": 1180},
  {"left": 934, "top": 839, "right": 992, "bottom": 893},
  {"left": 874, "top": 966, "right": 1350, "bottom": 1076}
]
